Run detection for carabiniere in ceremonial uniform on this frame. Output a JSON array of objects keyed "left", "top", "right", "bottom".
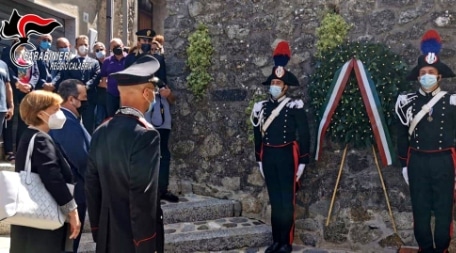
[
  {"left": 395, "top": 29, "right": 456, "bottom": 253},
  {"left": 251, "top": 41, "right": 310, "bottom": 253}
]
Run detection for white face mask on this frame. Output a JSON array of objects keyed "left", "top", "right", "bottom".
[
  {"left": 43, "top": 110, "right": 66, "bottom": 129},
  {"left": 419, "top": 74, "right": 438, "bottom": 89},
  {"left": 78, "top": 45, "right": 88, "bottom": 56},
  {"left": 143, "top": 92, "right": 156, "bottom": 113}
]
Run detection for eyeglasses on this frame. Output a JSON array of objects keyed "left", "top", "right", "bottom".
[
  {"left": 94, "top": 49, "right": 104, "bottom": 52},
  {"left": 139, "top": 38, "right": 153, "bottom": 43}
]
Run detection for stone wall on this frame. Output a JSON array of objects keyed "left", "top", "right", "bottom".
[{"left": 161, "top": 0, "right": 456, "bottom": 251}]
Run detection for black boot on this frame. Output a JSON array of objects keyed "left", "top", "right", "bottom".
[
  {"left": 264, "top": 242, "right": 280, "bottom": 253},
  {"left": 276, "top": 244, "right": 292, "bottom": 253}
]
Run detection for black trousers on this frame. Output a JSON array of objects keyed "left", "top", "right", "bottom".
[
  {"left": 69, "top": 181, "right": 87, "bottom": 253},
  {"left": 262, "top": 144, "right": 296, "bottom": 245},
  {"left": 81, "top": 100, "right": 96, "bottom": 135},
  {"left": 157, "top": 129, "right": 171, "bottom": 194},
  {"left": 408, "top": 149, "right": 454, "bottom": 253}
]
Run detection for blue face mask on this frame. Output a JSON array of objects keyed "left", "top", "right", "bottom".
[
  {"left": 58, "top": 47, "right": 69, "bottom": 53},
  {"left": 141, "top": 44, "right": 151, "bottom": 53},
  {"left": 146, "top": 98, "right": 156, "bottom": 113},
  {"left": 95, "top": 51, "right": 105, "bottom": 59},
  {"left": 269, "top": 85, "right": 283, "bottom": 99},
  {"left": 144, "top": 89, "right": 156, "bottom": 113},
  {"left": 40, "top": 41, "right": 51, "bottom": 50},
  {"left": 419, "top": 74, "right": 438, "bottom": 89}
]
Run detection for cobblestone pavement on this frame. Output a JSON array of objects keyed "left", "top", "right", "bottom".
[{"left": 0, "top": 234, "right": 398, "bottom": 253}]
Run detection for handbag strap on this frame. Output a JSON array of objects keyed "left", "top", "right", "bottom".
[
  {"left": 25, "top": 133, "right": 38, "bottom": 184},
  {"left": 408, "top": 91, "right": 447, "bottom": 135}
]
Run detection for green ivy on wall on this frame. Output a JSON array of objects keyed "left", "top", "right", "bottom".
[
  {"left": 186, "top": 23, "right": 214, "bottom": 99},
  {"left": 309, "top": 42, "right": 410, "bottom": 148},
  {"left": 316, "top": 12, "right": 351, "bottom": 55}
]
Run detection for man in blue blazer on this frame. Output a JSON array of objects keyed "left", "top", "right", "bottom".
[
  {"left": 59, "top": 35, "right": 100, "bottom": 134},
  {"left": 50, "top": 78, "right": 91, "bottom": 253}
]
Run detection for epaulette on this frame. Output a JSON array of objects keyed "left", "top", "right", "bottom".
[
  {"left": 395, "top": 92, "right": 417, "bottom": 126},
  {"left": 396, "top": 92, "right": 417, "bottom": 107},
  {"left": 286, "top": 99, "right": 304, "bottom": 109}
]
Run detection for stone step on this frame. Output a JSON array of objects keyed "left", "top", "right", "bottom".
[
  {"left": 78, "top": 217, "right": 272, "bottom": 253},
  {"left": 1, "top": 193, "right": 241, "bottom": 235},
  {"left": 161, "top": 194, "right": 241, "bottom": 224},
  {"left": 0, "top": 162, "right": 14, "bottom": 172},
  {"left": 80, "top": 194, "right": 241, "bottom": 233}
]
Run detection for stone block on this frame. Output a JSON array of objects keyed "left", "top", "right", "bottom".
[
  {"left": 161, "top": 194, "right": 240, "bottom": 224},
  {"left": 164, "top": 217, "right": 271, "bottom": 252},
  {"left": 210, "top": 89, "right": 247, "bottom": 101},
  {"left": 0, "top": 163, "right": 14, "bottom": 172}
]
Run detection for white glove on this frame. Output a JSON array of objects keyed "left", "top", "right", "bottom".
[
  {"left": 296, "top": 164, "right": 305, "bottom": 181},
  {"left": 402, "top": 167, "right": 409, "bottom": 185},
  {"left": 257, "top": 162, "right": 264, "bottom": 178},
  {"left": 253, "top": 102, "right": 263, "bottom": 113}
]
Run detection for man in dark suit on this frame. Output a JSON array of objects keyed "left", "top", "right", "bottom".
[
  {"left": 85, "top": 54, "right": 164, "bottom": 253},
  {"left": 49, "top": 78, "right": 90, "bottom": 253},
  {"left": 60, "top": 35, "right": 100, "bottom": 134},
  {"left": 35, "top": 34, "right": 55, "bottom": 91}
]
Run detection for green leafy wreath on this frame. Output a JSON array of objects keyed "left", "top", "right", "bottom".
[{"left": 309, "top": 42, "right": 411, "bottom": 148}]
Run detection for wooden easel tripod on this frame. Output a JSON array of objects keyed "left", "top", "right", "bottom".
[{"left": 325, "top": 144, "right": 398, "bottom": 235}]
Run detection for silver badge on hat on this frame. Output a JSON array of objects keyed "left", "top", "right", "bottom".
[
  {"left": 425, "top": 52, "right": 438, "bottom": 64},
  {"left": 275, "top": 66, "right": 285, "bottom": 78}
]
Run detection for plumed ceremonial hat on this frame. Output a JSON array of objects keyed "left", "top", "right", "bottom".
[
  {"left": 407, "top": 29, "right": 455, "bottom": 81},
  {"left": 136, "top": 29, "right": 156, "bottom": 39},
  {"left": 262, "top": 41, "right": 299, "bottom": 86},
  {"left": 110, "top": 54, "right": 160, "bottom": 85}
]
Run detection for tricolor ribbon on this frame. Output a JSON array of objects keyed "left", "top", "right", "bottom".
[{"left": 315, "top": 58, "right": 394, "bottom": 166}]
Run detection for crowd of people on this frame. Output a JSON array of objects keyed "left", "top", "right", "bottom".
[{"left": 1, "top": 29, "right": 178, "bottom": 253}]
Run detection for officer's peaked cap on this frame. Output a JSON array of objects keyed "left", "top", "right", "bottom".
[
  {"left": 136, "top": 29, "right": 156, "bottom": 39},
  {"left": 110, "top": 54, "right": 160, "bottom": 86}
]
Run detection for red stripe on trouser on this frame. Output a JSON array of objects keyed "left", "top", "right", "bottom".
[
  {"left": 260, "top": 143, "right": 264, "bottom": 161},
  {"left": 288, "top": 141, "right": 299, "bottom": 245}
]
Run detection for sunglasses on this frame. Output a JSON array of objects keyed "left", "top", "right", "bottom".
[
  {"left": 94, "top": 49, "right": 105, "bottom": 52},
  {"left": 139, "top": 38, "right": 153, "bottom": 42}
]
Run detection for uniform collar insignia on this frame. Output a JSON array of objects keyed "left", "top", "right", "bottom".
[{"left": 117, "top": 106, "right": 144, "bottom": 118}]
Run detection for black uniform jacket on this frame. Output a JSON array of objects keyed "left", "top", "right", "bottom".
[
  {"left": 252, "top": 96, "right": 311, "bottom": 164},
  {"left": 396, "top": 88, "right": 456, "bottom": 167},
  {"left": 85, "top": 110, "right": 161, "bottom": 253}
]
